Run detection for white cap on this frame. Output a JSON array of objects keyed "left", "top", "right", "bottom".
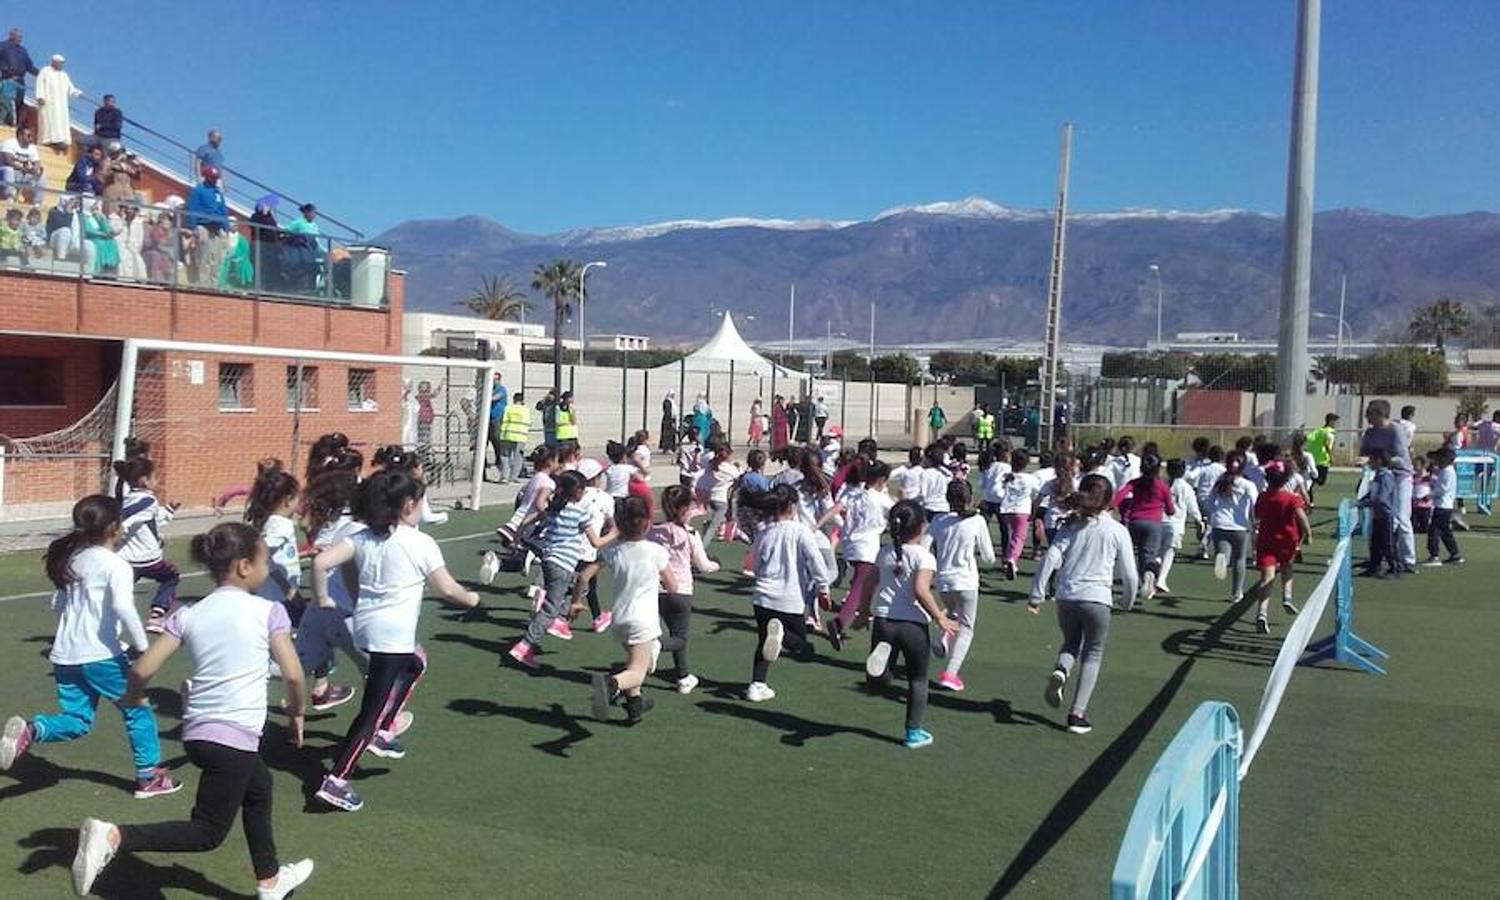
[
  {"left": 51, "top": 53, "right": 64, "bottom": 63},
  {"left": 576, "top": 458, "right": 604, "bottom": 481}
]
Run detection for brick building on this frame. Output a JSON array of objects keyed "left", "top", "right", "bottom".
[{"left": 0, "top": 112, "right": 404, "bottom": 517}]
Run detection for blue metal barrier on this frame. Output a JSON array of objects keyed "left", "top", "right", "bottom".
[
  {"left": 1301, "top": 499, "right": 1388, "bottom": 675},
  {"left": 1455, "top": 449, "right": 1498, "bottom": 515},
  {"left": 1111, "top": 702, "right": 1242, "bottom": 900}
]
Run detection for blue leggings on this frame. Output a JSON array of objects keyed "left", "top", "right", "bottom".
[{"left": 32, "top": 656, "right": 161, "bottom": 780}]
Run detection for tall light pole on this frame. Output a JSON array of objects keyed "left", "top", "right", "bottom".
[
  {"left": 1274, "top": 0, "right": 1321, "bottom": 433},
  {"left": 1310, "top": 312, "right": 1351, "bottom": 356},
  {"left": 1149, "top": 264, "right": 1164, "bottom": 346},
  {"left": 579, "top": 260, "right": 607, "bottom": 366},
  {"left": 1336, "top": 272, "right": 1347, "bottom": 359},
  {"left": 784, "top": 283, "right": 796, "bottom": 367}
]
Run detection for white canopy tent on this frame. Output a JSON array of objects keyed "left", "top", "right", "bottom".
[{"left": 657, "top": 313, "right": 808, "bottom": 380}]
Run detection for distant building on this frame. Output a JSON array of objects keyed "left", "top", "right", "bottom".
[
  {"left": 402, "top": 311, "right": 550, "bottom": 360},
  {"left": 588, "top": 333, "right": 651, "bottom": 351}
]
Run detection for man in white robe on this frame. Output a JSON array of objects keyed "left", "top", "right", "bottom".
[{"left": 35, "top": 54, "right": 80, "bottom": 149}]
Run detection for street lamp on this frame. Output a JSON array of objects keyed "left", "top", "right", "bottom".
[
  {"left": 1149, "top": 264, "right": 1164, "bottom": 346},
  {"left": 1310, "top": 311, "right": 1351, "bottom": 358},
  {"left": 579, "top": 260, "right": 607, "bottom": 366}
]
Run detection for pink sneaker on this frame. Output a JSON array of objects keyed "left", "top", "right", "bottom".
[
  {"left": 146, "top": 606, "right": 170, "bottom": 634},
  {"left": 133, "top": 767, "right": 183, "bottom": 799},
  {"left": 591, "top": 611, "right": 614, "bottom": 634},
  {"left": 937, "top": 672, "right": 965, "bottom": 692},
  {"left": 386, "top": 709, "right": 415, "bottom": 738},
  {"left": 546, "top": 618, "right": 574, "bottom": 640},
  {"left": 1, "top": 716, "right": 33, "bottom": 770},
  {"left": 507, "top": 641, "right": 540, "bottom": 670}
]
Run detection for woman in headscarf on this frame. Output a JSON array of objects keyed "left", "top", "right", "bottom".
[
  {"left": 692, "top": 394, "right": 713, "bottom": 444},
  {"left": 109, "top": 202, "right": 145, "bottom": 280},
  {"left": 79, "top": 197, "right": 119, "bottom": 274},
  {"left": 250, "top": 194, "right": 281, "bottom": 288},
  {"left": 748, "top": 397, "right": 765, "bottom": 448},
  {"left": 771, "top": 395, "right": 789, "bottom": 450},
  {"left": 141, "top": 209, "right": 175, "bottom": 282},
  {"left": 659, "top": 390, "right": 678, "bottom": 452}
]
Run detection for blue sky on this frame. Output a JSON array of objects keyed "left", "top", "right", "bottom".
[{"left": 23, "top": 1, "right": 1500, "bottom": 234}]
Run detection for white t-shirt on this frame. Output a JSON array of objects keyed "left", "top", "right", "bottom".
[
  {"left": 1167, "top": 478, "right": 1201, "bottom": 536},
  {"left": 676, "top": 442, "right": 702, "bottom": 479},
  {"left": 256, "top": 514, "right": 300, "bottom": 604},
  {"left": 315, "top": 515, "right": 367, "bottom": 614},
  {"left": 888, "top": 464, "right": 915, "bottom": 499},
  {"left": 751, "top": 519, "right": 830, "bottom": 613},
  {"left": 797, "top": 486, "right": 836, "bottom": 543},
  {"left": 872, "top": 543, "right": 938, "bottom": 623},
  {"left": 998, "top": 471, "right": 1041, "bottom": 515},
  {"left": 841, "top": 485, "right": 894, "bottom": 564},
  {"left": 118, "top": 488, "right": 173, "bottom": 565},
  {"left": 697, "top": 460, "right": 741, "bottom": 504},
  {"left": 920, "top": 466, "right": 951, "bottom": 513},
  {"left": 0, "top": 138, "right": 39, "bottom": 165},
  {"left": 1194, "top": 462, "right": 1226, "bottom": 502},
  {"left": 346, "top": 525, "right": 446, "bottom": 653},
  {"left": 165, "top": 585, "right": 290, "bottom": 752},
  {"left": 517, "top": 471, "right": 554, "bottom": 514},
  {"left": 1204, "top": 477, "right": 1259, "bottom": 531},
  {"left": 604, "top": 463, "right": 635, "bottom": 498},
  {"left": 1036, "top": 477, "right": 1073, "bottom": 532},
  {"left": 48, "top": 545, "right": 149, "bottom": 665},
  {"left": 601, "top": 540, "right": 669, "bottom": 645},
  {"left": 1110, "top": 453, "right": 1141, "bottom": 489},
  {"left": 929, "top": 512, "right": 996, "bottom": 592},
  {"left": 577, "top": 487, "right": 615, "bottom": 564},
  {"left": 630, "top": 443, "right": 652, "bottom": 472},
  {"left": 979, "top": 461, "right": 1012, "bottom": 503}
]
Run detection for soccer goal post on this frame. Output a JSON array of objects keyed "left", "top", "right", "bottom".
[{"left": 112, "top": 337, "right": 498, "bottom": 512}]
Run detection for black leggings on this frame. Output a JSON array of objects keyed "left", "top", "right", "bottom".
[
  {"left": 1428, "top": 508, "right": 1460, "bottom": 559},
  {"left": 659, "top": 592, "right": 692, "bottom": 679},
  {"left": 119, "top": 740, "right": 279, "bottom": 880},
  {"left": 331, "top": 649, "right": 426, "bottom": 780},
  {"left": 869, "top": 618, "right": 931, "bottom": 731},
  {"left": 752, "top": 606, "right": 808, "bottom": 683}
]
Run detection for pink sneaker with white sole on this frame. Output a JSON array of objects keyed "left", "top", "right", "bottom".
[
  {"left": 507, "top": 640, "right": 540, "bottom": 670},
  {"left": 591, "top": 611, "right": 613, "bottom": 633},
  {"left": 937, "top": 672, "right": 966, "bottom": 692},
  {"left": 546, "top": 618, "right": 574, "bottom": 640}
]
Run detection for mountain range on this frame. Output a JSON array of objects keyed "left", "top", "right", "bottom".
[{"left": 374, "top": 198, "right": 1500, "bottom": 347}]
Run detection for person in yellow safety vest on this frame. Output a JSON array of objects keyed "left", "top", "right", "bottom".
[
  {"left": 554, "top": 390, "right": 580, "bottom": 446},
  {"left": 496, "top": 391, "right": 532, "bottom": 484},
  {"left": 974, "top": 403, "right": 996, "bottom": 442}
]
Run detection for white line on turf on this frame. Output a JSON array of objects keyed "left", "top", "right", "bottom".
[{"left": 0, "top": 529, "right": 500, "bottom": 605}]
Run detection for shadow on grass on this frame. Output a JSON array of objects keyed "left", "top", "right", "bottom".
[
  {"left": 447, "top": 699, "right": 596, "bottom": 756},
  {"left": 697, "top": 700, "right": 904, "bottom": 747},
  {"left": 0, "top": 755, "right": 137, "bottom": 803},
  {"left": 987, "top": 595, "right": 1253, "bottom": 897},
  {"left": 17, "top": 826, "right": 255, "bottom": 898}
]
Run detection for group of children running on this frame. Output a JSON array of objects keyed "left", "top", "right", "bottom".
[{"left": 2, "top": 413, "right": 1455, "bottom": 895}]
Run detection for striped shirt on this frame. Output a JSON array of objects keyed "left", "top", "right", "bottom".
[{"left": 541, "top": 502, "right": 593, "bottom": 569}]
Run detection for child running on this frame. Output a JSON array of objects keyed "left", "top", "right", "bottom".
[
  {"left": 1112, "top": 453, "right": 1174, "bottom": 601},
  {"left": 828, "top": 460, "right": 894, "bottom": 647},
  {"left": 928, "top": 480, "right": 994, "bottom": 692},
  {"left": 312, "top": 469, "right": 479, "bottom": 812},
  {"left": 1156, "top": 458, "right": 1203, "bottom": 596},
  {"left": 1203, "top": 452, "right": 1259, "bottom": 603},
  {"left": 2, "top": 496, "right": 178, "bottom": 798},
  {"left": 589, "top": 496, "right": 678, "bottom": 723},
  {"left": 244, "top": 463, "right": 301, "bottom": 608},
  {"left": 113, "top": 454, "right": 182, "bottom": 634},
  {"left": 1423, "top": 447, "right": 1463, "bottom": 566},
  {"left": 745, "top": 485, "right": 832, "bottom": 702},
  {"left": 69, "top": 522, "right": 313, "bottom": 899},
  {"left": 507, "top": 471, "right": 614, "bottom": 670},
  {"left": 497, "top": 447, "right": 560, "bottom": 545},
  {"left": 648, "top": 486, "right": 720, "bottom": 694},
  {"left": 296, "top": 462, "right": 365, "bottom": 712},
  {"left": 996, "top": 449, "right": 1040, "bottom": 580},
  {"left": 566, "top": 459, "right": 617, "bottom": 635},
  {"left": 1028, "top": 474, "right": 1139, "bottom": 735},
  {"left": 864, "top": 499, "right": 960, "bottom": 748},
  {"left": 1246, "top": 462, "right": 1310, "bottom": 634}
]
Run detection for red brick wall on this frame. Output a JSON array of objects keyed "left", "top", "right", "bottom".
[
  {"left": 1178, "top": 389, "right": 1249, "bottom": 427},
  {"left": 0, "top": 335, "right": 114, "bottom": 437}
]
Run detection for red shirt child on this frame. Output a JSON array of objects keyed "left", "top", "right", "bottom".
[{"left": 1254, "top": 486, "right": 1306, "bottom": 569}]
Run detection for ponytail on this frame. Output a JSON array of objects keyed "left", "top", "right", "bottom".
[
  {"left": 190, "top": 522, "right": 262, "bottom": 584},
  {"left": 44, "top": 495, "right": 122, "bottom": 588},
  {"left": 1215, "top": 452, "right": 1246, "bottom": 498},
  {"left": 886, "top": 499, "right": 926, "bottom": 577},
  {"left": 111, "top": 455, "right": 154, "bottom": 500},
  {"left": 245, "top": 463, "right": 300, "bottom": 531}
]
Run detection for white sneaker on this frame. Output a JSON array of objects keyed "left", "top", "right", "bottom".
[
  {"left": 676, "top": 674, "right": 700, "bottom": 695},
  {"left": 1045, "top": 668, "right": 1067, "bottom": 709},
  {"left": 1142, "top": 571, "right": 1156, "bottom": 601},
  {"left": 648, "top": 639, "right": 661, "bottom": 675},
  {"left": 1213, "top": 552, "right": 1228, "bottom": 581},
  {"left": 478, "top": 551, "right": 500, "bottom": 585},
  {"left": 746, "top": 682, "right": 776, "bottom": 703},
  {"left": 72, "top": 818, "right": 116, "bottom": 897},
  {"left": 865, "top": 641, "right": 893, "bottom": 678},
  {"left": 257, "top": 858, "right": 315, "bottom": 900},
  {"left": 761, "top": 619, "right": 784, "bottom": 662},
  {"left": 522, "top": 551, "right": 536, "bottom": 578}
]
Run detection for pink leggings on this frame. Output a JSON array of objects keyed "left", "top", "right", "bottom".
[
  {"left": 1003, "top": 514, "right": 1030, "bottom": 563},
  {"left": 835, "top": 561, "right": 879, "bottom": 629}
]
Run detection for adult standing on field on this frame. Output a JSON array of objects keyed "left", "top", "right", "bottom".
[
  {"left": 536, "top": 389, "right": 558, "bottom": 447},
  {"left": 771, "top": 395, "right": 789, "bottom": 450},
  {"left": 659, "top": 390, "right": 678, "bottom": 452},
  {"left": 486, "top": 373, "right": 508, "bottom": 478},
  {"left": 496, "top": 390, "right": 530, "bottom": 484},
  {"left": 555, "top": 391, "right": 580, "bottom": 448},
  {"left": 1359, "top": 399, "right": 1415, "bottom": 573},
  {"left": 928, "top": 400, "right": 947, "bottom": 437}
]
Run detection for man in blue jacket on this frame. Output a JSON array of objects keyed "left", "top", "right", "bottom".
[
  {"left": 186, "top": 167, "right": 229, "bottom": 287},
  {"left": 486, "top": 373, "right": 508, "bottom": 478}
]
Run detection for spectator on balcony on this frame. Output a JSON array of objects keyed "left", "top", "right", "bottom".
[
  {"left": 248, "top": 195, "right": 280, "bottom": 284},
  {"left": 0, "top": 207, "right": 23, "bottom": 265},
  {"left": 66, "top": 144, "right": 104, "bottom": 196},
  {"left": 101, "top": 141, "right": 140, "bottom": 204},
  {"left": 35, "top": 54, "right": 81, "bottom": 150},
  {"left": 0, "top": 76, "right": 18, "bottom": 128},
  {"left": 46, "top": 194, "right": 79, "bottom": 260},
  {"left": 0, "top": 125, "right": 44, "bottom": 203},
  {"left": 111, "top": 202, "right": 145, "bottom": 279},
  {"left": 286, "top": 202, "right": 321, "bottom": 237},
  {"left": 141, "top": 210, "right": 175, "bottom": 282},
  {"left": 219, "top": 231, "right": 254, "bottom": 289},
  {"left": 93, "top": 93, "right": 123, "bottom": 142},
  {"left": 80, "top": 196, "right": 119, "bottom": 274},
  {"left": 195, "top": 129, "right": 224, "bottom": 174},
  {"left": 22, "top": 206, "right": 44, "bottom": 259},
  {"left": 186, "top": 166, "right": 229, "bottom": 286},
  {"left": 0, "top": 29, "right": 36, "bottom": 127}
]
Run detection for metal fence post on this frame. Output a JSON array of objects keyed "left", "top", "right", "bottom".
[
  {"left": 728, "top": 360, "right": 736, "bottom": 445},
  {"left": 620, "top": 348, "right": 629, "bottom": 444}
]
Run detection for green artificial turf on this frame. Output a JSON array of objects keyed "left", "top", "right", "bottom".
[{"left": 0, "top": 474, "right": 1495, "bottom": 898}]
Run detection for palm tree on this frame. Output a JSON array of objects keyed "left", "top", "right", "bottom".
[
  {"left": 1408, "top": 297, "right": 1470, "bottom": 352},
  {"left": 455, "top": 274, "right": 532, "bottom": 322},
  {"left": 532, "top": 259, "right": 583, "bottom": 391}
]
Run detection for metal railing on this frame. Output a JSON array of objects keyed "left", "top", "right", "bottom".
[{"left": 0, "top": 182, "right": 389, "bottom": 308}]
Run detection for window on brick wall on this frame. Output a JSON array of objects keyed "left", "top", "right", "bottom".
[
  {"left": 218, "top": 363, "right": 253, "bottom": 410},
  {"left": 285, "top": 365, "right": 319, "bottom": 411},
  {"left": 347, "top": 368, "right": 377, "bottom": 411},
  {"left": 0, "top": 357, "right": 64, "bottom": 405}
]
